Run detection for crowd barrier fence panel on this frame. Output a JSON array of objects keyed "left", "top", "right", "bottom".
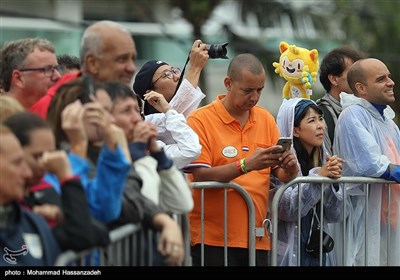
[
  {"left": 270, "top": 176, "right": 396, "bottom": 266},
  {"left": 190, "top": 181, "right": 260, "bottom": 266},
  {"left": 55, "top": 213, "right": 192, "bottom": 266},
  {"left": 56, "top": 177, "right": 394, "bottom": 266}
]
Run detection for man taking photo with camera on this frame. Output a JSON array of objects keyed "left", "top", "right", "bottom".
[
  {"left": 133, "top": 39, "right": 210, "bottom": 117},
  {"left": 132, "top": 39, "right": 213, "bottom": 170}
]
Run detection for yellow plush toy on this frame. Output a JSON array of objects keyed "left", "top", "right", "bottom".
[{"left": 272, "top": 41, "right": 319, "bottom": 99}]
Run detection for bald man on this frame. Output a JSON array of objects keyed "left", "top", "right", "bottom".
[
  {"left": 333, "top": 58, "right": 400, "bottom": 266},
  {"left": 186, "top": 53, "right": 299, "bottom": 266},
  {"left": 80, "top": 20, "right": 137, "bottom": 85}
]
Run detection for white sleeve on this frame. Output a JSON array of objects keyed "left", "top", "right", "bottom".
[
  {"left": 158, "top": 166, "right": 194, "bottom": 214},
  {"left": 133, "top": 156, "right": 160, "bottom": 205},
  {"left": 145, "top": 113, "right": 167, "bottom": 134},
  {"left": 160, "top": 109, "right": 201, "bottom": 169},
  {"left": 133, "top": 154, "right": 194, "bottom": 214}
]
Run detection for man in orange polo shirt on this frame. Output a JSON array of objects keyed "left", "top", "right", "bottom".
[{"left": 186, "top": 53, "right": 299, "bottom": 266}]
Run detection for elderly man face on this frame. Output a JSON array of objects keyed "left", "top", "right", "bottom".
[{"left": 83, "top": 22, "right": 137, "bottom": 86}]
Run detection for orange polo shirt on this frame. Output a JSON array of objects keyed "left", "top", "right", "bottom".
[{"left": 186, "top": 95, "right": 280, "bottom": 250}]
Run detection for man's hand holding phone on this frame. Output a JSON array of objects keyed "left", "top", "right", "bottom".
[{"left": 272, "top": 137, "right": 292, "bottom": 154}]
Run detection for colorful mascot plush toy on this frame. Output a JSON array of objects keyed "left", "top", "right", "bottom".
[{"left": 273, "top": 41, "right": 319, "bottom": 99}]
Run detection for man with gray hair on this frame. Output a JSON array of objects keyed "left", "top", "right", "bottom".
[
  {"left": 31, "top": 20, "right": 138, "bottom": 118},
  {"left": 0, "top": 38, "right": 61, "bottom": 109},
  {"left": 80, "top": 20, "right": 137, "bottom": 85}
]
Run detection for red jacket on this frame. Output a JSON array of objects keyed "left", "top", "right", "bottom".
[{"left": 30, "top": 72, "right": 81, "bottom": 119}]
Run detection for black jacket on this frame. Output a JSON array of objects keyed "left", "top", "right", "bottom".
[
  {"left": 0, "top": 202, "right": 60, "bottom": 266},
  {"left": 25, "top": 177, "right": 110, "bottom": 251}
]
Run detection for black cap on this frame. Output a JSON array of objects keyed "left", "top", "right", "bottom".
[{"left": 133, "top": 60, "right": 168, "bottom": 99}]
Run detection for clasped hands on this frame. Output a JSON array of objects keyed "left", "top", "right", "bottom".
[{"left": 318, "top": 155, "right": 344, "bottom": 179}]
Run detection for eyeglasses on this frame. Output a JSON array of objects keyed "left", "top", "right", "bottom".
[
  {"left": 18, "top": 65, "right": 61, "bottom": 78},
  {"left": 152, "top": 67, "right": 181, "bottom": 87}
]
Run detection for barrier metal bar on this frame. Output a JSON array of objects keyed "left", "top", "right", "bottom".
[
  {"left": 271, "top": 176, "right": 395, "bottom": 266},
  {"left": 200, "top": 188, "right": 205, "bottom": 266},
  {"left": 318, "top": 183, "right": 325, "bottom": 266},
  {"left": 387, "top": 186, "right": 391, "bottom": 265},
  {"left": 55, "top": 213, "right": 193, "bottom": 266},
  {"left": 296, "top": 183, "right": 302, "bottom": 266},
  {"left": 342, "top": 184, "right": 347, "bottom": 265},
  {"left": 147, "top": 230, "right": 154, "bottom": 266},
  {"left": 224, "top": 188, "right": 228, "bottom": 266},
  {"left": 109, "top": 223, "right": 142, "bottom": 266},
  {"left": 55, "top": 223, "right": 141, "bottom": 266},
  {"left": 178, "top": 213, "right": 192, "bottom": 266},
  {"left": 191, "top": 181, "right": 257, "bottom": 266},
  {"left": 364, "top": 183, "right": 369, "bottom": 266}
]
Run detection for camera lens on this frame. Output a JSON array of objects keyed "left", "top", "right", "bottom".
[{"left": 205, "top": 42, "right": 229, "bottom": 59}]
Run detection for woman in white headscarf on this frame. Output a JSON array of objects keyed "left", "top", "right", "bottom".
[{"left": 274, "top": 97, "right": 344, "bottom": 266}]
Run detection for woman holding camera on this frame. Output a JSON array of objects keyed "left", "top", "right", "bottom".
[
  {"left": 273, "top": 98, "right": 344, "bottom": 266},
  {"left": 133, "top": 39, "right": 209, "bottom": 117},
  {"left": 132, "top": 40, "right": 209, "bottom": 169}
]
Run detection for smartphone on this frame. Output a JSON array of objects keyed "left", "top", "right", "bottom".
[{"left": 272, "top": 137, "right": 292, "bottom": 154}]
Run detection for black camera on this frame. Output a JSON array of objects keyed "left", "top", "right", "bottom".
[
  {"left": 205, "top": 42, "right": 229, "bottom": 59},
  {"left": 305, "top": 229, "right": 334, "bottom": 258}
]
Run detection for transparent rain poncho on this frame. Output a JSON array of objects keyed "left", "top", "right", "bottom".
[{"left": 333, "top": 93, "right": 400, "bottom": 266}]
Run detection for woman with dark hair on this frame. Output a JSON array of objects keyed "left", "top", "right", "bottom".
[
  {"left": 274, "top": 98, "right": 344, "bottom": 266},
  {"left": 46, "top": 76, "right": 131, "bottom": 224},
  {"left": 49, "top": 78, "right": 186, "bottom": 265}
]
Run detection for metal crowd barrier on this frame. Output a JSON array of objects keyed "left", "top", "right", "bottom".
[
  {"left": 55, "top": 213, "right": 192, "bottom": 266},
  {"left": 174, "top": 213, "right": 192, "bottom": 266},
  {"left": 55, "top": 177, "right": 395, "bottom": 266},
  {"left": 270, "top": 176, "right": 396, "bottom": 266},
  {"left": 55, "top": 223, "right": 141, "bottom": 266},
  {"left": 190, "top": 181, "right": 258, "bottom": 266}
]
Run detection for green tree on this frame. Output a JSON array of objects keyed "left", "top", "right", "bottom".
[
  {"left": 170, "top": 0, "right": 223, "bottom": 41},
  {"left": 235, "top": 0, "right": 399, "bottom": 124},
  {"left": 169, "top": 0, "right": 223, "bottom": 103},
  {"left": 335, "top": 0, "right": 400, "bottom": 125}
]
